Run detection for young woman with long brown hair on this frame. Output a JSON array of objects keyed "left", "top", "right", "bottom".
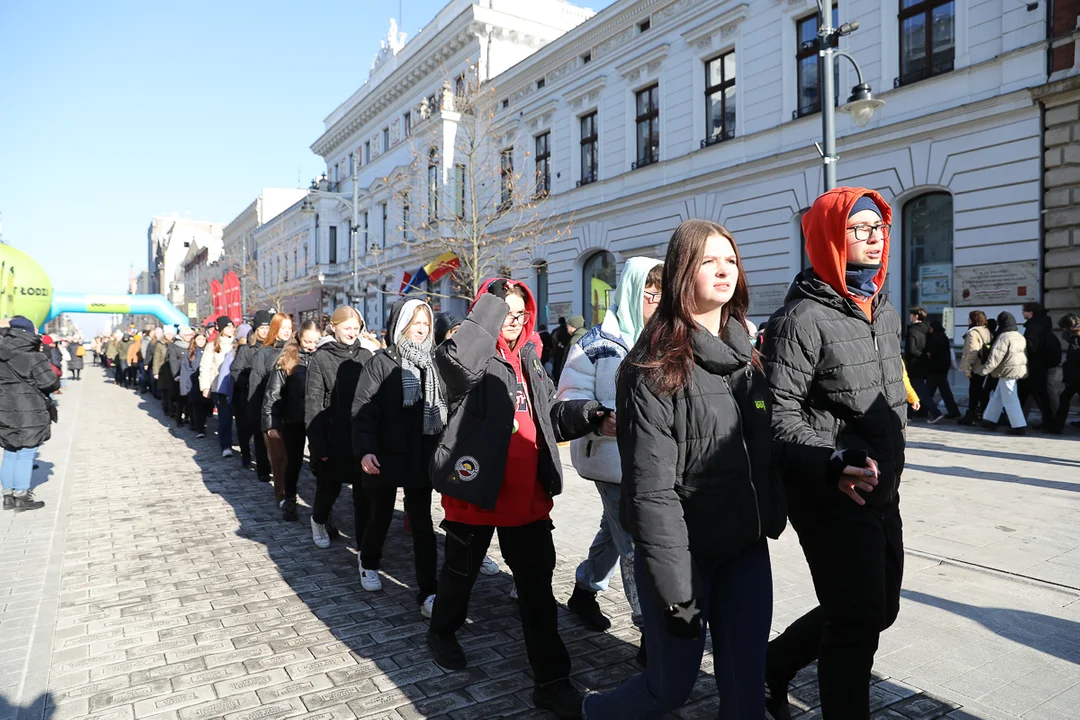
[
  {"left": 247, "top": 313, "right": 293, "bottom": 481},
  {"left": 262, "top": 320, "right": 320, "bottom": 521},
  {"left": 583, "top": 219, "right": 785, "bottom": 720}
]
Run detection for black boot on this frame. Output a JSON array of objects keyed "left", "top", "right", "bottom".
[
  {"left": 11, "top": 492, "right": 45, "bottom": 512},
  {"left": 2, "top": 494, "right": 13, "bottom": 511},
  {"left": 567, "top": 587, "right": 611, "bottom": 632},
  {"left": 426, "top": 629, "right": 467, "bottom": 670},
  {"left": 533, "top": 679, "right": 583, "bottom": 720},
  {"left": 325, "top": 520, "right": 340, "bottom": 539},
  {"left": 635, "top": 631, "right": 647, "bottom": 667},
  {"left": 764, "top": 679, "right": 792, "bottom": 720},
  {"left": 281, "top": 498, "right": 298, "bottom": 522}
]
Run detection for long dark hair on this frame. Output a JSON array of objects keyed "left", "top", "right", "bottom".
[
  {"left": 622, "top": 219, "right": 751, "bottom": 395},
  {"left": 277, "top": 320, "right": 319, "bottom": 376}
]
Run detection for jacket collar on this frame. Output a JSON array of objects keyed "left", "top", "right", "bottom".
[
  {"left": 690, "top": 320, "right": 752, "bottom": 375},
  {"left": 786, "top": 268, "right": 886, "bottom": 321}
]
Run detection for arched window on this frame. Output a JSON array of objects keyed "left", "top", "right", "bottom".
[
  {"left": 902, "top": 192, "right": 953, "bottom": 324},
  {"left": 583, "top": 251, "right": 616, "bottom": 328},
  {"left": 427, "top": 149, "right": 439, "bottom": 221},
  {"left": 534, "top": 260, "right": 549, "bottom": 328}
]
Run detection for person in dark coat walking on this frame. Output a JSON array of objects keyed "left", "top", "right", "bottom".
[
  {"left": 67, "top": 338, "right": 85, "bottom": 380},
  {"left": 0, "top": 317, "right": 61, "bottom": 512},
  {"left": 352, "top": 298, "right": 444, "bottom": 611},
  {"left": 764, "top": 189, "right": 907, "bottom": 720},
  {"left": 904, "top": 307, "right": 931, "bottom": 418},
  {"left": 305, "top": 306, "right": 372, "bottom": 550},
  {"left": 581, "top": 222, "right": 784, "bottom": 720},
  {"left": 160, "top": 327, "right": 190, "bottom": 422},
  {"left": 1049, "top": 314, "right": 1080, "bottom": 433},
  {"left": 923, "top": 320, "right": 960, "bottom": 420},
  {"left": 426, "top": 278, "right": 582, "bottom": 719},
  {"left": 262, "top": 319, "right": 319, "bottom": 521},
  {"left": 182, "top": 333, "right": 210, "bottom": 436},
  {"left": 549, "top": 316, "right": 570, "bottom": 382},
  {"left": 233, "top": 310, "right": 273, "bottom": 470},
  {"left": 248, "top": 314, "right": 293, "bottom": 481},
  {"left": 1019, "top": 301, "right": 1059, "bottom": 428}
]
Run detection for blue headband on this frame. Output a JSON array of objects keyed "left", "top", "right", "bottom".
[{"left": 849, "top": 196, "right": 882, "bottom": 219}]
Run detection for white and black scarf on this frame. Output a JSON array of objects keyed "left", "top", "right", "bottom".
[{"left": 397, "top": 336, "right": 446, "bottom": 435}]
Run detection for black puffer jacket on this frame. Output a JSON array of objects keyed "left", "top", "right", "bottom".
[
  {"left": 0, "top": 328, "right": 62, "bottom": 450},
  {"left": 262, "top": 349, "right": 314, "bottom": 432},
  {"left": 616, "top": 321, "right": 785, "bottom": 608},
  {"left": 766, "top": 269, "right": 907, "bottom": 507},
  {"left": 905, "top": 322, "right": 929, "bottom": 377},
  {"left": 1063, "top": 329, "right": 1080, "bottom": 388},
  {"left": 248, "top": 342, "right": 284, "bottom": 423},
  {"left": 925, "top": 327, "right": 952, "bottom": 374},
  {"left": 1024, "top": 314, "right": 1056, "bottom": 375},
  {"left": 230, "top": 342, "right": 257, "bottom": 411},
  {"left": 304, "top": 339, "right": 371, "bottom": 463},
  {"left": 159, "top": 340, "right": 186, "bottom": 391}
]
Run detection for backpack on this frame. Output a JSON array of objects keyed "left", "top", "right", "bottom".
[
  {"left": 972, "top": 329, "right": 992, "bottom": 364},
  {"left": 1044, "top": 329, "right": 1063, "bottom": 369},
  {"left": 75, "top": 345, "right": 85, "bottom": 357}
]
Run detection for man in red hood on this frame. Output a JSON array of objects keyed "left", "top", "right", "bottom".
[
  {"left": 762, "top": 187, "right": 907, "bottom": 719},
  {"left": 427, "top": 278, "right": 582, "bottom": 719}
]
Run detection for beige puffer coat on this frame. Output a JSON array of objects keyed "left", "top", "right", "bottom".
[
  {"left": 979, "top": 330, "right": 1027, "bottom": 380},
  {"left": 959, "top": 325, "right": 992, "bottom": 374}
]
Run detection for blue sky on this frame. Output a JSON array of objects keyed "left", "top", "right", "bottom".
[{"left": 0, "top": 0, "right": 613, "bottom": 334}]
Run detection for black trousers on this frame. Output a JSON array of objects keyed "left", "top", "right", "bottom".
[
  {"left": 116, "top": 362, "right": 126, "bottom": 386},
  {"left": 252, "top": 423, "right": 271, "bottom": 477},
  {"left": 1019, "top": 372, "right": 1055, "bottom": 424},
  {"left": 267, "top": 424, "right": 306, "bottom": 503},
  {"left": 312, "top": 457, "right": 370, "bottom": 549},
  {"left": 924, "top": 372, "right": 959, "bottom": 416},
  {"left": 767, "top": 494, "right": 903, "bottom": 720},
  {"left": 190, "top": 393, "right": 210, "bottom": 433},
  {"left": 963, "top": 373, "right": 986, "bottom": 420},
  {"left": 430, "top": 519, "right": 571, "bottom": 686},
  {"left": 1052, "top": 384, "right": 1079, "bottom": 431},
  {"left": 361, "top": 486, "right": 438, "bottom": 604},
  {"left": 233, "top": 398, "right": 253, "bottom": 462},
  {"left": 160, "top": 387, "right": 174, "bottom": 417}
]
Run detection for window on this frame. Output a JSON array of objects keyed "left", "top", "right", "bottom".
[
  {"left": 364, "top": 141, "right": 370, "bottom": 164},
  {"left": 403, "top": 112, "right": 412, "bottom": 138},
  {"left": 536, "top": 78, "right": 546, "bottom": 90},
  {"left": 899, "top": 0, "right": 955, "bottom": 86},
  {"left": 454, "top": 164, "right": 466, "bottom": 218},
  {"left": 331, "top": 165, "right": 338, "bottom": 184},
  {"left": 328, "top": 226, "right": 337, "bottom": 264},
  {"left": 381, "top": 203, "right": 387, "bottom": 249},
  {"left": 638, "top": 18, "right": 651, "bottom": 33},
  {"left": 704, "top": 51, "right": 736, "bottom": 146},
  {"left": 348, "top": 152, "right": 355, "bottom": 176},
  {"left": 500, "top": 147, "right": 514, "bottom": 209},
  {"left": 382, "top": 127, "right": 390, "bottom": 151},
  {"left": 634, "top": 85, "right": 659, "bottom": 169},
  {"left": 402, "top": 199, "right": 410, "bottom": 241},
  {"left": 579, "top": 112, "right": 598, "bottom": 186},
  {"left": 362, "top": 211, "right": 369, "bottom": 254},
  {"left": 294, "top": 249, "right": 298, "bottom": 279},
  {"left": 583, "top": 251, "right": 616, "bottom": 327},
  {"left": 903, "top": 192, "right": 953, "bottom": 324},
  {"left": 535, "top": 261, "right": 549, "bottom": 328},
  {"left": 346, "top": 220, "right": 353, "bottom": 260},
  {"left": 535, "top": 132, "right": 551, "bottom": 198},
  {"left": 454, "top": 74, "right": 466, "bottom": 97},
  {"left": 427, "top": 149, "right": 439, "bottom": 221},
  {"left": 795, "top": 7, "right": 839, "bottom": 118},
  {"left": 582, "top": 51, "right": 592, "bottom": 65},
  {"left": 501, "top": 98, "right": 509, "bottom": 109}
]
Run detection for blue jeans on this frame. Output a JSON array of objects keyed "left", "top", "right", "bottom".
[
  {"left": 584, "top": 540, "right": 772, "bottom": 720},
  {"left": 1, "top": 447, "right": 38, "bottom": 494},
  {"left": 576, "top": 481, "right": 643, "bottom": 627},
  {"left": 214, "top": 393, "right": 233, "bottom": 451}
]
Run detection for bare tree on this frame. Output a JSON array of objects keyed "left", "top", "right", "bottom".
[{"left": 222, "top": 246, "right": 288, "bottom": 316}]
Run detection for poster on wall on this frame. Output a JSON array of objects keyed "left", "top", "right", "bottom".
[
  {"left": 549, "top": 302, "right": 573, "bottom": 323},
  {"left": 748, "top": 283, "right": 789, "bottom": 318},
  {"left": 954, "top": 261, "right": 1039, "bottom": 307},
  {"left": 918, "top": 263, "right": 952, "bottom": 313}
]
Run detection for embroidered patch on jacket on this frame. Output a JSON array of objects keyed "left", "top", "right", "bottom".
[
  {"left": 754, "top": 399, "right": 766, "bottom": 411},
  {"left": 454, "top": 456, "right": 480, "bottom": 482}
]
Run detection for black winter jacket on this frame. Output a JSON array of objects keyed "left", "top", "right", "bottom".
[
  {"left": 352, "top": 348, "right": 441, "bottom": 491},
  {"left": 159, "top": 340, "right": 185, "bottom": 391},
  {"left": 926, "top": 331, "right": 953, "bottom": 375},
  {"left": 304, "top": 340, "right": 371, "bottom": 463},
  {"left": 905, "top": 322, "right": 930, "bottom": 377},
  {"left": 1024, "top": 314, "right": 1055, "bottom": 375},
  {"left": 765, "top": 270, "right": 907, "bottom": 507},
  {"left": 616, "top": 321, "right": 785, "bottom": 608},
  {"left": 1063, "top": 330, "right": 1080, "bottom": 388},
  {"left": 248, "top": 342, "right": 284, "bottom": 422},
  {"left": 430, "top": 293, "right": 563, "bottom": 511},
  {"left": 230, "top": 342, "right": 257, "bottom": 409},
  {"left": 262, "top": 349, "right": 314, "bottom": 432},
  {"left": 0, "top": 328, "right": 62, "bottom": 450},
  {"left": 180, "top": 347, "right": 203, "bottom": 397}
]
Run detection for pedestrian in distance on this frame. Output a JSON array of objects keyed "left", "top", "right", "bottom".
[
  {"left": 125, "top": 333, "right": 141, "bottom": 389},
  {"left": 582, "top": 223, "right": 785, "bottom": 720},
  {"left": 248, "top": 313, "right": 293, "bottom": 479},
  {"left": 549, "top": 316, "right": 570, "bottom": 383},
  {"left": 200, "top": 316, "right": 237, "bottom": 457},
  {"left": 958, "top": 310, "right": 993, "bottom": 426},
  {"left": 764, "top": 188, "right": 907, "bottom": 720},
  {"left": 262, "top": 319, "right": 319, "bottom": 521},
  {"left": 0, "top": 317, "right": 61, "bottom": 512},
  {"left": 1019, "top": 301, "right": 1061, "bottom": 429},
  {"left": 426, "top": 278, "right": 582, "bottom": 719},
  {"left": 551, "top": 257, "right": 662, "bottom": 659},
  {"left": 1049, "top": 313, "right": 1080, "bottom": 434},
  {"left": 923, "top": 320, "right": 961, "bottom": 421},
  {"left": 305, "top": 305, "right": 372, "bottom": 550},
  {"left": 67, "top": 337, "right": 85, "bottom": 380},
  {"left": 351, "top": 298, "right": 444, "bottom": 615},
  {"left": 978, "top": 312, "right": 1029, "bottom": 435},
  {"left": 150, "top": 327, "right": 169, "bottom": 399},
  {"left": 232, "top": 311, "right": 273, "bottom": 472},
  {"left": 160, "top": 326, "right": 188, "bottom": 421},
  {"left": 183, "top": 332, "right": 210, "bottom": 437},
  {"left": 904, "top": 307, "right": 933, "bottom": 420}
]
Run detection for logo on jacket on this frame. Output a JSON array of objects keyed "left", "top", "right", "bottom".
[
  {"left": 453, "top": 456, "right": 480, "bottom": 482},
  {"left": 754, "top": 399, "right": 766, "bottom": 411}
]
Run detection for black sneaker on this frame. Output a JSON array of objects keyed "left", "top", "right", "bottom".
[
  {"left": 1008, "top": 426, "right": 1027, "bottom": 436},
  {"left": 282, "top": 498, "right": 298, "bottom": 522},
  {"left": 979, "top": 421, "right": 998, "bottom": 431},
  {"left": 426, "top": 629, "right": 467, "bottom": 670},
  {"left": 957, "top": 416, "right": 975, "bottom": 426},
  {"left": 241, "top": 456, "right": 251, "bottom": 469},
  {"left": 764, "top": 680, "right": 792, "bottom": 720},
  {"left": 533, "top": 679, "right": 583, "bottom": 720},
  {"left": 2, "top": 494, "right": 13, "bottom": 511},
  {"left": 326, "top": 521, "right": 340, "bottom": 539},
  {"left": 635, "top": 632, "right": 647, "bottom": 667},
  {"left": 258, "top": 474, "right": 271, "bottom": 484},
  {"left": 12, "top": 492, "right": 45, "bottom": 512},
  {"left": 567, "top": 587, "right": 611, "bottom": 632}
]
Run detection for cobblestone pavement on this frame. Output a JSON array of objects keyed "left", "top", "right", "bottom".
[{"left": 1, "top": 366, "right": 1079, "bottom": 719}]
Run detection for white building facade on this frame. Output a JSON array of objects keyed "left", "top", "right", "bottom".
[
  {"left": 147, "top": 215, "right": 224, "bottom": 312},
  {"left": 309, "top": 0, "right": 1051, "bottom": 337}
]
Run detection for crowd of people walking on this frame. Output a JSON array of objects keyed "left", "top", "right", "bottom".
[{"left": 3, "top": 185, "right": 1079, "bottom": 719}]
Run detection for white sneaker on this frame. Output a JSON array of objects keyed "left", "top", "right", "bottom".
[
  {"left": 222, "top": 448, "right": 233, "bottom": 457},
  {"left": 359, "top": 565, "right": 383, "bottom": 592},
  {"left": 311, "top": 518, "right": 331, "bottom": 549},
  {"left": 509, "top": 583, "right": 518, "bottom": 601},
  {"left": 421, "top": 594, "right": 436, "bottom": 619},
  {"left": 480, "top": 555, "right": 500, "bottom": 575}
]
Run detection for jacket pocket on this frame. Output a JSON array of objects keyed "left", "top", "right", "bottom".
[{"left": 674, "top": 483, "right": 747, "bottom": 563}]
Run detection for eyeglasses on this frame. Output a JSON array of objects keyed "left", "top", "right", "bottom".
[
  {"left": 643, "top": 290, "right": 661, "bottom": 303},
  {"left": 846, "top": 223, "right": 891, "bottom": 242},
  {"left": 503, "top": 311, "right": 531, "bottom": 326}
]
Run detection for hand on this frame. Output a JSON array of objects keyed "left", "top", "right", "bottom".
[
  {"left": 911, "top": 400, "right": 921, "bottom": 411},
  {"left": 267, "top": 429, "right": 281, "bottom": 440},
  {"left": 202, "top": 389, "right": 210, "bottom": 399},
  {"left": 836, "top": 455, "right": 880, "bottom": 506},
  {"left": 599, "top": 413, "right": 617, "bottom": 437},
  {"left": 487, "top": 279, "right": 510, "bottom": 299},
  {"left": 361, "top": 453, "right": 381, "bottom": 475},
  {"left": 965, "top": 372, "right": 971, "bottom": 379},
  {"left": 663, "top": 599, "right": 703, "bottom": 639}
]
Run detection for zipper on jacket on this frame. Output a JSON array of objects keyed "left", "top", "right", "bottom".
[{"left": 724, "top": 370, "right": 762, "bottom": 540}]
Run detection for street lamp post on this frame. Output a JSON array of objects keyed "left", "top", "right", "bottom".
[
  {"left": 813, "top": 1, "right": 885, "bottom": 190},
  {"left": 303, "top": 164, "right": 371, "bottom": 308}
]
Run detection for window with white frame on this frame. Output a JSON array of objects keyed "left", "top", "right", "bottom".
[
  {"left": 500, "top": 147, "right": 514, "bottom": 209},
  {"left": 634, "top": 85, "right": 659, "bottom": 169},
  {"left": 898, "top": 0, "right": 955, "bottom": 86},
  {"left": 535, "top": 132, "right": 550, "bottom": 198},
  {"left": 795, "top": 7, "right": 839, "bottom": 118},
  {"left": 427, "top": 149, "right": 439, "bottom": 221},
  {"left": 704, "top": 51, "right": 736, "bottom": 146},
  {"left": 580, "top": 112, "right": 598, "bottom": 186}
]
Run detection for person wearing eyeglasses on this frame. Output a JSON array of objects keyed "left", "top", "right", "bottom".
[
  {"left": 426, "top": 277, "right": 582, "bottom": 719},
  {"left": 763, "top": 189, "right": 907, "bottom": 720}
]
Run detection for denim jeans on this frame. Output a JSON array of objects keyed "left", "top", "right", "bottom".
[
  {"left": 984, "top": 377, "right": 1026, "bottom": 429},
  {"left": 584, "top": 540, "right": 772, "bottom": 720},
  {"left": 213, "top": 393, "right": 233, "bottom": 450},
  {"left": 1, "top": 447, "right": 38, "bottom": 494},
  {"left": 576, "top": 481, "right": 643, "bottom": 627}
]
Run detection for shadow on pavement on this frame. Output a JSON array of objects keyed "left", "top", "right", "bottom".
[
  {"left": 130, "top": 389, "right": 646, "bottom": 717},
  {"left": 906, "top": 441, "right": 1080, "bottom": 468},
  {"left": 0, "top": 692, "right": 56, "bottom": 720},
  {"left": 904, "top": 463, "right": 1080, "bottom": 493},
  {"left": 29, "top": 460, "right": 52, "bottom": 491}
]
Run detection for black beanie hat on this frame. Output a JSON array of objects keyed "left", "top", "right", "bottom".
[
  {"left": 216, "top": 316, "right": 233, "bottom": 333},
  {"left": 253, "top": 309, "right": 272, "bottom": 329}
]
